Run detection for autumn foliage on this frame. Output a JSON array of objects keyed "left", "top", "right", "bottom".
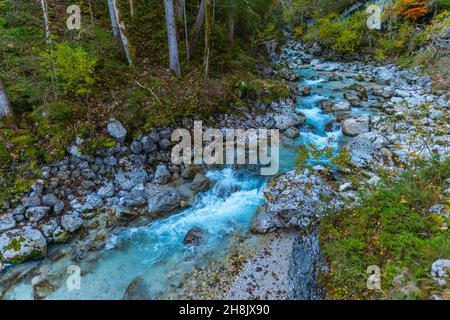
[{"left": 397, "top": 0, "right": 429, "bottom": 21}]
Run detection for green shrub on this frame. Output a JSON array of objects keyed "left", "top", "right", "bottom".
[
  {"left": 42, "top": 43, "right": 96, "bottom": 96},
  {"left": 320, "top": 157, "right": 450, "bottom": 299},
  {"left": 333, "top": 30, "right": 361, "bottom": 54}
]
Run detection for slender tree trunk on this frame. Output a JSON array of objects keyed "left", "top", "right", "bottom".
[
  {"left": 183, "top": 0, "right": 189, "bottom": 61},
  {"left": 88, "top": 0, "right": 94, "bottom": 25},
  {"left": 228, "top": 0, "right": 235, "bottom": 44},
  {"left": 0, "top": 79, "right": 12, "bottom": 120},
  {"left": 164, "top": 0, "right": 181, "bottom": 77},
  {"left": 212, "top": 0, "right": 216, "bottom": 26},
  {"left": 108, "top": 0, "right": 133, "bottom": 65},
  {"left": 129, "top": 0, "right": 134, "bottom": 19},
  {"left": 187, "top": 0, "right": 206, "bottom": 63},
  {"left": 204, "top": 0, "right": 211, "bottom": 81},
  {"left": 40, "top": 0, "right": 51, "bottom": 42},
  {"left": 175, "top": 0, "right": 184, "bottom": 20}
]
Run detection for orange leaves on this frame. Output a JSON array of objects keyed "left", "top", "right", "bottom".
[{"left": 396, "top": 0, "right": 429, "bottom": 21}]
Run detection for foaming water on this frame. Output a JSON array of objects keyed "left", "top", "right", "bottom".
[
  {"left": 45, "top": 168, "right": 266, "bottom": 299},
  {"left": 4, "top": 57, "right": 368, "bottom": 300},
  {"left": 297, "top": 107, "right": 335, "bottom": 134}
]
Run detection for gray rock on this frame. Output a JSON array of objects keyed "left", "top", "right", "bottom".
[
  {"left": 431, "top": 260, "right": 450, "bottom": 286},
  {"left": 342, "top": 116, "right": 370, "bottom": 137},
  {"left": 283, "top": 127, "right": 300, "bottom": 139},
  {"left": 61, "top": 213, "right": 84, "bottom": 233},
  {"left": 159, "top": 138, "right": 172, "bottom": 150},
  {"left": 148, "top": 187, "right": 180, "bottom": 214},
  {"left": 25, "top": 206, "right": 51, "bottom": 223},
  {"left": 22, "top": 197, "right": 41, "bottom": 208},
  {"left": 130, "top": 141, "right": 143, "bottom": 155},
  {"left": 107, "top": 119, "right": 127, "bottom": 143},
  {"left": 264, "top": 170, "right": 336, "bottom": 229},
  {"left": 190, "top": 172, "right": 210, "bottom": 192},
  {"left": 116, "top": 168, "right": 148, "bottom": 190},
  {"left": 159, "top": 129, "right": 172, "bottom": 140},
  {"left": 183, "top": 227, "right": 205, "bottom": 246},
  {"left": 367, "top": 175, "right": 381, "bottom": 186},
  {"left": 251, "top": 205, "right": 280, "bottom": 234},
  {"left": 338, "top": 182, "right": 353, "bottom": 192},
  {"left": 0, "top": 228, "right": 47, "bottom": 263},
  {"left": 376, "top": 67, "right": 395, "bottom": 84},
  {"left": 153, "top": 164, "right": 171, "bottom": 185},
  {"left": 0, "top": 213, "right": 16, "bottom": 233},
  {"left": 85, "top": 194, "right": 104, "bottom": 209},
  {"left": 12, "top": 205, "right": 26, "bottom": 216},
  {"left": 417, "top": 76, "right": 431, "bottom": 87},
  {"left": 346, "top": 132, "right": 389, "bottom": 170},
  {"left": 39, "top": 220, "right": 58, "bottom": 238},
  {"left": 123, "top": 277, "right": 152, "bottom": 300},
  {"left": 300, "top": 86, "right": 312, "bottom": 96},
  {"left": 429, "top": 204, "right": 448, "bottom": 217},
  {"left": 69, "top": 145, "right": 82, "bottom": 157},
  {"left": 274, "top": 112, "right": 306, "bottom": 130},
  {"left": 42, "top": 194, "right": 58, "bottom": 207},
  {"left": 141, "top": 136, "right": 157, "bottom": 153},
  {"left": 333, "top": 100, "right": 351, "bottom": 112},
  {"left": 97, "top": 182, "right": 115, "bottom": 198},
  {"left": 104, "top": 156, "right": 117, "bottom": 167}
]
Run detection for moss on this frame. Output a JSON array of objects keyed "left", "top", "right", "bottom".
[
  {"left": 79, "top": 136, "right": 116, "bottom": 156},
  {"left": 235, "top": 79, "right": 291, "bottom": 105},
  {"left": 3, "top": 236, "right": 25, "bottom": 253}
]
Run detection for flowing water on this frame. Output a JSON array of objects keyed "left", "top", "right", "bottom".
[{"left": 3, "top": 65, "right": 368, "bottom": 300}]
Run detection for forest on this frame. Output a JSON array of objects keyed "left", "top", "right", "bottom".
[{"left": 0, "top": 0, "right": 449, "bottom": 301}]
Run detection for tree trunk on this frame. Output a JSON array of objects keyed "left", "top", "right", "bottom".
[
  {"left": 187, "top": 0, "right": 206, "bottom": 63},
  {"left": 164, "top": 0, "right": 181, "bottom": 77},
  {"left": 0, "top": 79, "right": 12, "bottom": 120},
  {"left": 108, "top": 0, "right": 133, "bottom": 65},
  {"left": 227, "top": 0, "right": 235, "bottom": 44},
  {"left": 40, "top": 0, "right": 51, "bottom": 42},
  {"left": 88, "top": 0, "right": 94, "bottom": 25},
  {"left": 204, "top": 0, "right": 211, "bottom": 81},
  {"left": 175, "top": 0, "right": 184, "bottom": 21},
  {"left": 183, "top": 0, "right": 189, "bottom": 60},
  {"left": 129, "top": 0, "right": 134, "bottom": 19}
]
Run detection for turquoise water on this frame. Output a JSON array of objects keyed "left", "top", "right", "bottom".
[{"left": 5, "top": 65, "right": 362, "bottom": 300}]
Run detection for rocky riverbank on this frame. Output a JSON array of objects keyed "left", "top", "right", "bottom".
[
  {"left": 0, "top": 37, "right": 448, "bottom": 300},
  {"left": 221, "top": 39, "right": 449, "bottom": 299}
]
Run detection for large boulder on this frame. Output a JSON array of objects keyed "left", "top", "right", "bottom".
[
  {"left": 346, "top": 132, "right": 389, "bottom": 170},
  {"left": 263, "top": 170, "right": 336, "bottom": 229},
  {"left": 274, "top": 112, "right": 306, "bottom": 130},
  {"left": 148, "top": 187, "right": 181, "bottom": 214},
  {"left": 342, "top": 116, "right": 370, "bottom": 137},
  {"left": 0, "top": 228, "right": 47, "bottom": 263}
]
